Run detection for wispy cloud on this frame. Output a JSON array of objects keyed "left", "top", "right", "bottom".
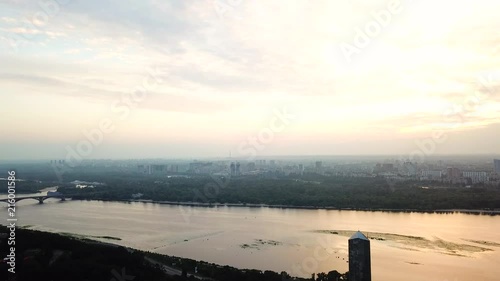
[{"left": 1, "top": 0, "right": 500, "bottom": 158}]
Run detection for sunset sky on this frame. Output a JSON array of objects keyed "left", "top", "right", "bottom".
[{"left": 1, "top": 0, "right": 500, "bottom": 160}]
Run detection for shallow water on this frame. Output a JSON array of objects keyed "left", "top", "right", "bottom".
[{"left": 4, "top": 199, "right": 500, "bottom": 281}]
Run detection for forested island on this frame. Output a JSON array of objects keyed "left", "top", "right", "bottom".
[
  {"left": 2, "top": 163, "right": 500, "bottom": 212},
  {"left": 62, "top": 176, "right": 499, "bottom": 212}
]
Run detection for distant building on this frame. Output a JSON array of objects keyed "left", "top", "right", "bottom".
[
  {"left": 151, "top": 164, "right": 165, "bottom": 173},
  {"left": 230, "top": 162, "right": 236, "bottom": 176},
  {"left": 256, "top": 160, "right": 266, "bottom": 166},
  {"left": 446, "top": 167, "right": 461, "bottom": 183},
  {"left": 349, "top": 231, "right": 371, "bottom": 281},
  {"left": 51, "top": 160, "right": 64, "bottom": 166},
  {"left": 382, "top": 163, "right": 393, "bottom": 171},
  {"left": 420, "top": 170, "right": 442, "bottom": 181},
  {"left": 373, "top": 163, "right": 395, "bottom": 174},
  {"left": 494, "top": 159, "right": 500, "bottom": 173},
  {"left": 169, "top": 165, "right": 179, "bottom": 173},
  {"left": 400, "top": 161, "right": 417, "bottom": 176},
  {"left": 189, "top": 162, "right": 213, "bottom": 174},
  {"left": 137, "top": 164, "right": 152, "bottom": 174},
  {"left": 315, "top": 161, "right": 323, "bottom": 169},
  {"left": 462, "top": 171, "right": 488, "bottom": 184},
  {"left": 247, "top": 162, "right": 256, "bottom": 171},
  {"left": 236, "top": 162, "right": 241, "bottom": 175}
]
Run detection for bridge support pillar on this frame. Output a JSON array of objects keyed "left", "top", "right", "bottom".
[{"left": 38, "top": 198, "right": 44, "bottom": 204}]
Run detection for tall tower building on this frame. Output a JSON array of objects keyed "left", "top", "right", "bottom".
[
  {"left": 446, "top": 167, "right": 461, "bottom": 182},
  {"left": 349, "top": 231, "right": 371, "bottom": 281},
  {"left": 230, "top": 162, "right": 236, "bottom": 176},
  {"left": 236, "top": 162, "right": 241, "bottom": 175},
  {"left": 315, "top": 161, "right": 322, "bottom": 169},
  {"left": 494, "top": 159, "right": 500, "bottom": 173}
]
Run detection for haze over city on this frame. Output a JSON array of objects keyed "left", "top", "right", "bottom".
[{"left": 1, "top": 0, "right": 500, "bottom": 159}]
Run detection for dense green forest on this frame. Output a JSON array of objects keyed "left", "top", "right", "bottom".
[
  {"left": 58, "top": 170, "right": 500, "bottom": 211},
  {"left": 0, "top": 227, "right": 345, "bottom": 281}
]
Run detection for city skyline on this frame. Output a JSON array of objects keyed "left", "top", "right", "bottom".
[{"left": 1, "top": 0, "right": 500, "bottom": 160}]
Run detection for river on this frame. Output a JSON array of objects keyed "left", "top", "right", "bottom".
[{"left": 4, "top": 198, "right": 500, "bottom": 281}]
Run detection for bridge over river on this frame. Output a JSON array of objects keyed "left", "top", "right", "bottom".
[{"left": 0, "top": 194, "right": 68, "bottom": 204}]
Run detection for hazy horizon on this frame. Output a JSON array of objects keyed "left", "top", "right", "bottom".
[
  {"left": 2, "top": 152, "right": 500, "bottom": 163},
  {"left": 2, "top": 0, "right": 500, "bottom": 160}
]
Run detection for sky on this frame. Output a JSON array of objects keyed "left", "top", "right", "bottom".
[{"left": 1, "top": 0, "right": 500, "bottom": 160}]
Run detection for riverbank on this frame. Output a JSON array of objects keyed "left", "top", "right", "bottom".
[
  {"left": 11, "top": 198, "right": 500, "bottom": 281},
  {"left": 2, "top": 226, "right": 340, "bottom": 281},
  {"left": 69, "top": 198, "right": 500, "bottom": 215}
]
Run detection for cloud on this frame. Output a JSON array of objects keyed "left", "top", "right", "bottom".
[
  {"left": 0, "top": 73, "right": 66, "bottom": 86},
  {"left": 1, "top": 0, "right": 500, "bottom": 157},
  {"left": 0, "top": 17, "right": 17, "bottom": 23}
]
